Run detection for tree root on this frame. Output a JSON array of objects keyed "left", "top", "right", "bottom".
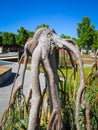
[{"left": 47, "top": 109, "right": 61, "bottom": 130}]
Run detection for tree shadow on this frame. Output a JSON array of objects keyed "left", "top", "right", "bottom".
[
  {"left": 0, "top": 73, "right": 16, "bottom": 88},
  {"left": 0, "top": 61, "right": 15, "bottom": 65}
]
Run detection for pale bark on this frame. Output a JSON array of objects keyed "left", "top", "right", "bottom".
[
  {"left": 28, "top": 28, "right": 61, "bottom": 129},
  {"left": 53, "top": 37, "right": 85, "bottom": 130},
  {"left": 9, "top": 53, "right": 25, "bottom": 103},
  {"left": 9, "top": 28, "right": 47, "bottom": 103},
  {"left": 28, "top": 47, "right": 42, "bottom": 130},
  {"left": 27, "top": 29, "right": 85, "bottom": 130},
  {"left": 43, "top": 57, "right": 61, "bottom": 130}
]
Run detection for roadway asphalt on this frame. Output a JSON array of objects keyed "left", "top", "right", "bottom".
[{"left": 0, "top": 60, "right": 45, "bottom": 120}]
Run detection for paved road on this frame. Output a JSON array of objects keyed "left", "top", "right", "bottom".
[{"left": 0, "top": 61, "right": 45, "bottom": 120}]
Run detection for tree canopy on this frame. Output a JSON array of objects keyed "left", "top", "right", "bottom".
[
  {"left": 35, "top": 24, "right": 49, "bottom": 31},
  {"left": 15, "top": 26, "right": 34, "bottom": 46},
  {"left": 0, "top": 32, "right": 3, "bottom": 46},
  {"left": 92, "top": 30, "right": 98, "bottom": 50},
  {"left": 2, "top": 32, "right": 14, "bottom": 46},
  {"left": 77, "top": 16, "right": 95, "bottom": 50},
  {"left": 60, "top": 34, "right": 70, "bottom": 39}
]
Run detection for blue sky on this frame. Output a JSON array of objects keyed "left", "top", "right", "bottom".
[{"left": 0, "top": 0, "right": 98, "bottom": 37}]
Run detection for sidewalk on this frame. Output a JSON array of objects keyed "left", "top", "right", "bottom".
[
  {"left": 0, "top": 61, "right": 45, "bottom": 120},
  {"left": 0, "top": 52, "right": 18, "bottom": 58},
  {"left": 0, "top": 52, "right": 18, "bottom": 60}
]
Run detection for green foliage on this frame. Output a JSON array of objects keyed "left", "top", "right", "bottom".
[
  {"left": 2, "top": 89, "right": 29, "bottom": 130},
  {"left": 0, "top": 32, "right": 3, "bottom": 46},
  {"left": 59, "top": 65, "right": 98, "bottom": 129},
  {"left": 72, "top": 37, "right": 78, "bottom": 43},
  {"left": 27, "top": 30, "right": 34, "bottom": 37},
  {"left": 15, "top": 26, "right": 29, "bottom": 46},
  {"left": 92, "top": 30, "right": 98, "bottom": 50},
  {"left": 0, "top": 26, "right": 34, "bottom": 48},
  {"left": 8, "top": 32, "right": 16, "bottom": 46},
  {"left": 2, "top": 32, "right": 16, "bottom": 46},
  {"left": 77, "top": 16, "right": 95, "bottom": 50},
  {"left": 85, "top": 73, "right": 98, "bottom": 130},
  {"left": 2, "top": 32, "right": 9, "bottom": 45},
  {"left": 35, "top": 24, "right": 49, "bottom": 31},
  {"left": 60, "top": 34, "right": 70, "bottom": 39}
]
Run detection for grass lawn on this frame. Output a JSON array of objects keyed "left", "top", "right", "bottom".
[{"left": 27, "top": 65, "right": 92, "bottom": 78}]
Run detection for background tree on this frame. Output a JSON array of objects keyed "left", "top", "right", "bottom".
[
  {"left": 2, "top": 32, "right": 9, "bottom": 45},
  {"left": 60, "top": 34, "right": 70, "bottom": 39},
  {"left": 7, "top": 32, "right": 16, "bottom": 46},
  {"left": 35, "top": 24, "right": 49, "bottom": 31},
  {"left": 27, "top": 30, "right": 34, "bottom": 37},
  {"left": 15, "top": 26, "right": 29, "bottom": 46},
  {"left": 91, "top": 30, "right": 98, "bottom": 52},
  {"left": 77, "top": 16, "right": 95, "bottom": 52},
  {"left": 0, "top": 32, "right": 3, "bottom": 46},
  {"left": 2, "top": 32, "right": 16, "bottom": 46},
  {"left": 72, "top": 37, "right": 78, "bottom": 42}
]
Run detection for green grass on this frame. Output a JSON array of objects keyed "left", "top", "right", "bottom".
[
  {"left": 27, "top": 65, "right": 92, "bottom": 78},
  {"left": 83, "top": 66, "right": 91, "bottom": 77}
]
